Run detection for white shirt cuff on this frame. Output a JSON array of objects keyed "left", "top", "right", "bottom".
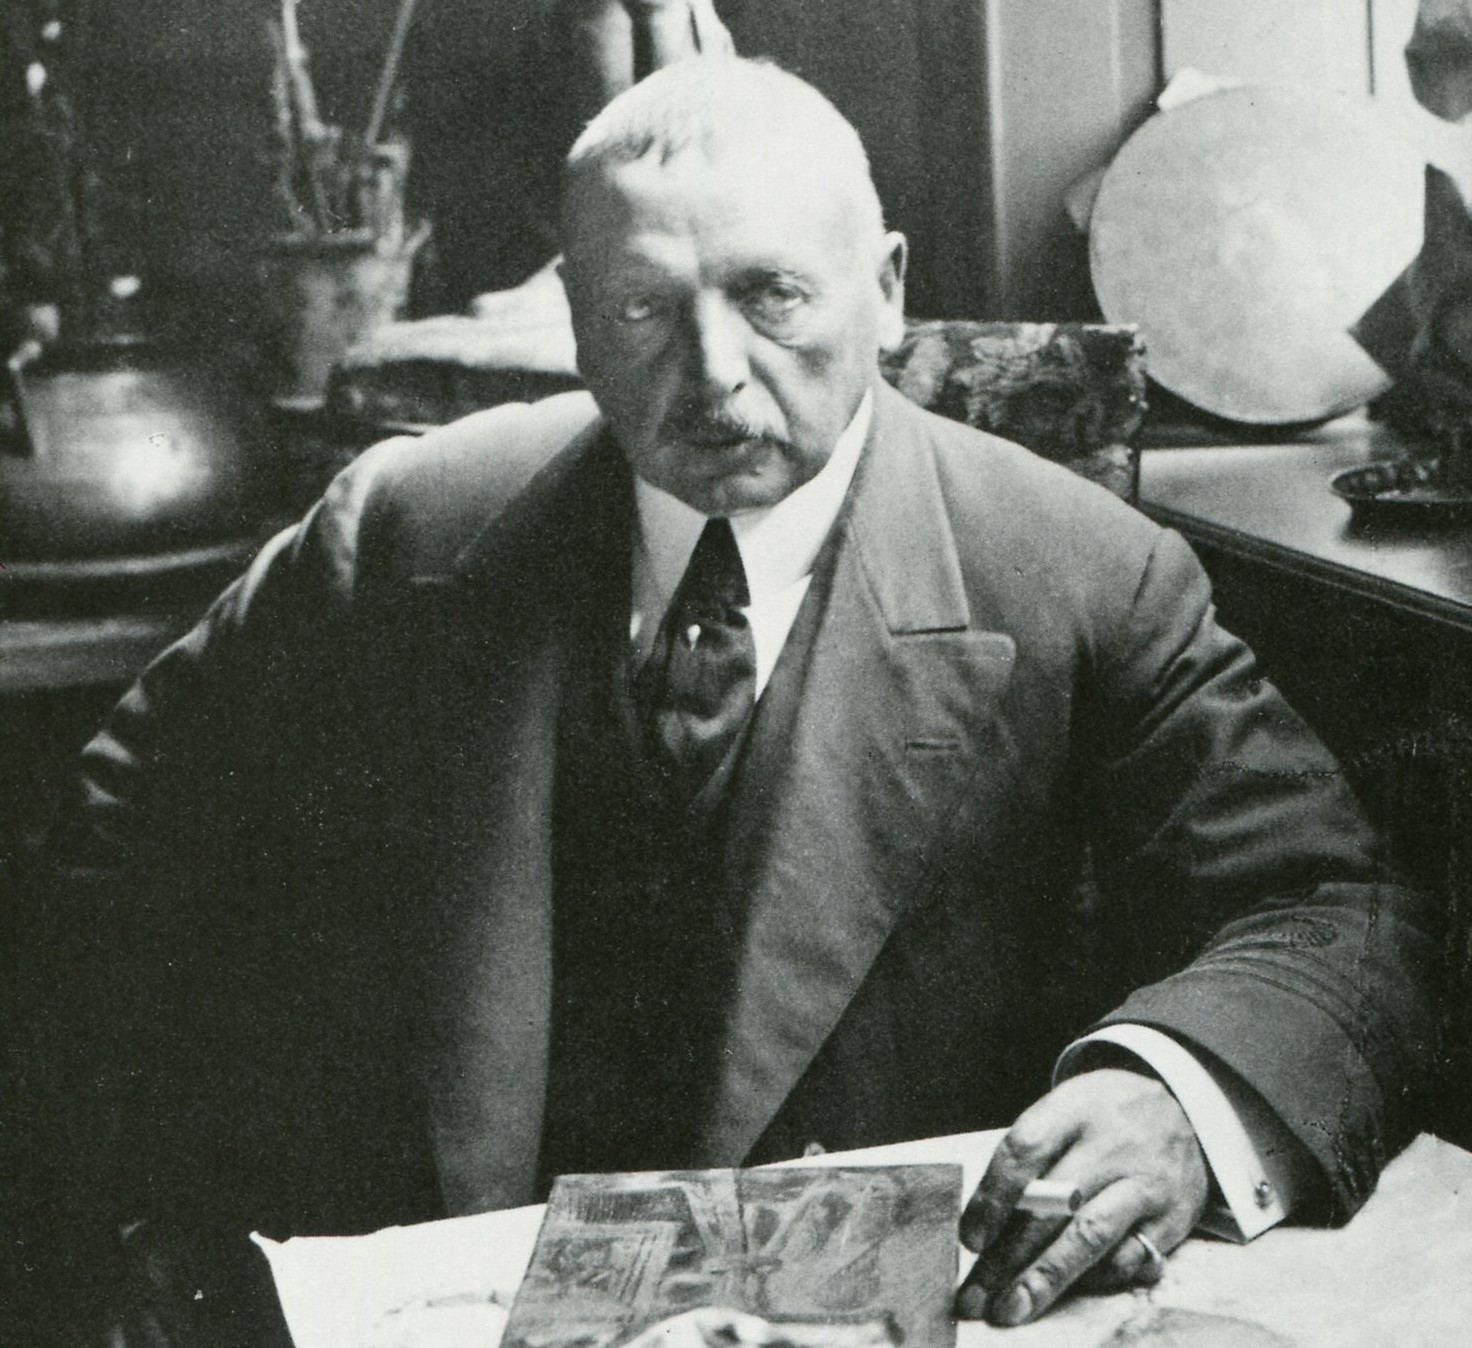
[{"left": 1055, "top": 1023, "right": 1306, "bottom": 1241}]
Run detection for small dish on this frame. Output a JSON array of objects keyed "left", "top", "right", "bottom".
[{"left": 1330, "top": 461, "right": 1472, "bottom": 522}]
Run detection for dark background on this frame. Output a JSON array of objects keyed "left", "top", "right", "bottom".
[{"left": 48, "top": 0, "right": 997, "bottom": 322}]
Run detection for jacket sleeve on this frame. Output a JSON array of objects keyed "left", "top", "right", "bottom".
[
  {"left": 1081, "top": 527, "right": 1442, "bottom": 1223},
  {"left": 9, "top": 393, "right": 598, "bottom": 1343},
  {"left": 7, "top": 437, "right": 415, "bottom": 1342},
  {"left": 46, "top": 429, "right": 420, "bottom": 882}
]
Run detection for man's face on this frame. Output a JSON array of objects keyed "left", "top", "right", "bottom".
[{"left": 562, "top": 147, "right": 906, "bottom": 514}]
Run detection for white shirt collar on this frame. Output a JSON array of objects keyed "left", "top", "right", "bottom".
[{"left": 632, "top": 388, "right": 873, "bottom": 606}]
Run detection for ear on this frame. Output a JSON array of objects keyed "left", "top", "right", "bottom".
[{"left": 875, "top": 231, "right": 908, "bottom": 353}]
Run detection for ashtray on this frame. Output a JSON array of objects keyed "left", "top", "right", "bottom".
[{"left": 1330, "top": 460, "right": 1472, "bottom": 523}]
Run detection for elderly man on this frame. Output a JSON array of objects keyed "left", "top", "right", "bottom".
[{"left": 15, "top": 56, "right": 1437, "bottom": 1343}]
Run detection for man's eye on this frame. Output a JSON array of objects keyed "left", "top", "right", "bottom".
[
  {"left": 745, "top": 283, "right": 807, "bottom": 324},
  {"left": 616, "top": 297, "right": 660, "bottom": 323}
]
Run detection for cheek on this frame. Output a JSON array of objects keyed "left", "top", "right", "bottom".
[
  {"left": 758, "top": 334, "right": 837, "bottom": 388},
  {"left": 762, "top": 337, "right": 866, "bottom": 422},
  {"left": 578, "top": 318, "right": 629, "bottom": 373},
  {"left": 784, "top": 306, "right": 875, "bottom": 385},
  {"left": 580, "top": 329, "right": 661, "bottom": 410},
  {"left": 583, "top": 351, "right": 693, "bottom": 462}
]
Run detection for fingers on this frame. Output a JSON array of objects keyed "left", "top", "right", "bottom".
[
  {"left": 959, "top": 1176, "right": 1140, "bottom": 1323},
  {"left": 955, "top": 1210, "right": 1059, "bottom": 1320},
  {"left": 1077, "top": 1225, "right": 1169, "bottom": 1295},
  {"left": 961, "top": 1192, "right": 1086, "bottom": 1311},
  {"left": 960, "top": 1178, "right": 1184, "bottom": 1326},
  {"left": 953, "top": 1177, "right": 1183, "bottom": 1324},
  {"left": 955, "top": 1070, "right": 1211, "bottom": 1326},
  {"left": 959, "top": 1096, "right": 1082, "bottom": 1254}
]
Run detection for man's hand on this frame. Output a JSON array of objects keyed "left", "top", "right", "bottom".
[{"left": 956, "top": 1069, "right": 1210, "bottom": 1327}]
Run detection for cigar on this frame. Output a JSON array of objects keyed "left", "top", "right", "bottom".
[{"left": 1017, "top": 1179, "right": 1082, "bottom": 1219}]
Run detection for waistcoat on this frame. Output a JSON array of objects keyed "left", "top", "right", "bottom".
[{"left": 536, "top": 505, "right": 843, "bottom": 1189}]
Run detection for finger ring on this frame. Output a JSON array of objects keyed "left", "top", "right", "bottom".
[{"left": 1131, "top": 1230, "right": 1166, "bottom": 1280}]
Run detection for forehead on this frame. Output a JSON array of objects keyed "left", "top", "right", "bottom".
[{"left": 563, "top": 148, "right": 867, "bottom": 279}]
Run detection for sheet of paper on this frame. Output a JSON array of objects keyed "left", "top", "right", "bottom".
[
  {"left": 256, "top": 1132, "right": 1472, "bottom": 1348},
  {"left": 254, "top": 1132, "right": 1001, "bottom": 1348},
  {"left": 253, "top": 1204, "right": 540, "bottom": 1348}
]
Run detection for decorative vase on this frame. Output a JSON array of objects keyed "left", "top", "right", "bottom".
[
  {"left": 254, "top": 224, "right": 429, "bottom": 405},
  {"left": 0, "top": 335, "right": 273, "bottom": 562}
]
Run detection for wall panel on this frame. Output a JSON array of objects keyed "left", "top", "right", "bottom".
[
  {"left": 1160, "top": 0, "right": 1373, "bottom": 92},
  {"left": 1368, "top": 0, "right": 1470, "bottom": 191},
  {"left": 977, "top": 0, "right": 1159, "bottom": 318},
  {"left": 1371, "top": 0, "right": 1425, "bottom": 102}
]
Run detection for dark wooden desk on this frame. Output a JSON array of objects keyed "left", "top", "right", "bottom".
[
  {"left": 1138, "top": 416, "right": 1472, "bottom": 794},
  {"left": 1140, "top": 416, "right": 1472, "bottom": 1146},
  {"left": 0, "top": 537, "right": 277, "bottom": 898},
  {"left": 1140, "top": 415, "right": 1472, "bottom": 631}
]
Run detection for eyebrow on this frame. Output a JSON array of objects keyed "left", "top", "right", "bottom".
[{"left": 730, "top": 264, "right": 819, "bottom": 291}]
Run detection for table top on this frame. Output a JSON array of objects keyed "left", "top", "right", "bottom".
[
  {"left": 0, "top": 535, "right": 274, "bottom": 695},
  {"left": 10, "top": 418, "right": 1466, "bottom": 694},
  {"left": 1139, "top": 415, "right": 1472, "bottom": 633},
  {"left": 256, "top": 1129, "right": 1472, "bottom": 1348},
  {"left": 0, "top": 609, "right": 199, "bottom": 695}
]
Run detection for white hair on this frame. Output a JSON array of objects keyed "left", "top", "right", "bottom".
[{"left": 562, "top": 56, "right": 885, "bottom": 241}]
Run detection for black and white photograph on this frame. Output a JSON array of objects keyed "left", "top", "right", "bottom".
[{"left": 2, "top": 3, "right": 1470, "bottom": 1346}]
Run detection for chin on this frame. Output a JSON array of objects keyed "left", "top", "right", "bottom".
[
  {"left": 697, "top": 469, "right": 798, "bottom": 515},
  {"left": 657, "top": 446, "right": 797, "bottom": 514}
]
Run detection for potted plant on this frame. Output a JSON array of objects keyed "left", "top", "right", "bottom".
[{"left": 254, "top": 0, "right": 430, "bottom": 404}]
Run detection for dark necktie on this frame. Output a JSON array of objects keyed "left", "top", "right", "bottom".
[{"left": 637, "top": 517, "right": 757, "bottom": 804}]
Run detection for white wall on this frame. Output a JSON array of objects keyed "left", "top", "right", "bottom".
[{"left": 973, "top": 0, "right": 1460, "bottom": 317}]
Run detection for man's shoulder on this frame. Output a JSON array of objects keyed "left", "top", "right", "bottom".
[
  {"left": 876, "top": 385, "right": 1163, "bottom": 576},
  {"left": 871, "top": 387, "right": 1211, "bottom": 691},
  {"left": 333, "top": 391, "right": 603, "bottom": 577}
]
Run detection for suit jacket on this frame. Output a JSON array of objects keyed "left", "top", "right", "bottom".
[{"left": 23, "top": 381, "right": 1440, "bottom": 1258}]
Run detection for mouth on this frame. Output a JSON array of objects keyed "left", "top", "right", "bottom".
[
  {"left": 672, "top": 422, "right": 781, "bottom": 454},
  {"left": 686, "top": 432, "right": 759, "bottom": 451}
]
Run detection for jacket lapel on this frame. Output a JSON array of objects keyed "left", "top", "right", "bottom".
[
  {"left": 390, "top": 427, "right": 633, "bottom": 1215},
  {"left": 699, "top": 383, "right": 1019, "bottom": 1164},
  {"left": 386, "top": 388, "right": 1023, "bottom": 1190}
]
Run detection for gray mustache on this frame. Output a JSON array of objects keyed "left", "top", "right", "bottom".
[{"left": 664, "top": 414, "right": 785, "bottom": 445}]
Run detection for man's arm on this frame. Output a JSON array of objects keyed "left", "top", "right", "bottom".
[
  {"left": 1084, "top": 528, "right": 1441, "bottom": 1206},
  {"left": 955, "top": 527, "right": 1442, "bottom": 1325},
  {"left": 11, "top": 396, "right": 596, "bottom": 1347},
  {"left": 8, "top": 435, "right": 422, "bottom": 1347}
]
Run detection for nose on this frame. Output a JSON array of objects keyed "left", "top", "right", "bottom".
[{"left": 686, "top": 293, "right": 750, "bottom": 403}]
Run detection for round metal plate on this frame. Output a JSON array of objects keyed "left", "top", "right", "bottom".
[{"left": 1091, "top": 86, "right": 1423, "bottom": 425}]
